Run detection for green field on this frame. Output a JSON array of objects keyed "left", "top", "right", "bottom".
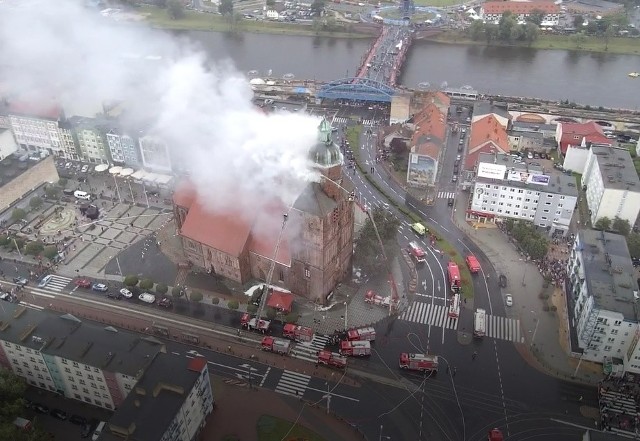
[
  {"left": 257, "top": 415, "right": 325, "bottom": 441},
  {"left": 427, "top": 30, "right": 640, "bottom": 56}
]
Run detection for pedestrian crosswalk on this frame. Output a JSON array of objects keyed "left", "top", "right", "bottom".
[
  {"left": 42, "top": 275, "right": 73, "bottom": 292},
  {"left": 275, "top": 370, "right": 311, "bottom": 398},
  {"left": 333, "top": 117, "right": 349, "bottom": 124},
  {"left": 363, "top": 119, "right": 377, "bottom": 126},
  {"left": 330, "top": 117, "right": 378, "bottom": 126},
  {"left": 438, "top": 191, "right": 456, "bottom": 199},
  {"left": 486, "top": 314, "right": 524, "bottom": 343},
  {"left": 400, "top": 303, "right": 459, "bottom": 330},
  {"left": 292, "top": 335, "right": 330, "bottom": 363}
]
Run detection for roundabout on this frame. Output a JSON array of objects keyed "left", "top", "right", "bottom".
[{"left": 371, "top": 5, "right": 445, "bottom": 26}]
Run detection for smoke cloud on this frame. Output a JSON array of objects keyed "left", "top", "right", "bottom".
[{"left": 0, "top": 0, "right": 322, "bottom": 219}]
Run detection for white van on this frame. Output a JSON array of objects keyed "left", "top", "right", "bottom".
[
  {"left": 92, "top": 421, "right": 106, "bottom": 441},
  {"left": 73, "top": 190, "right": 91, "bottom": 200}
]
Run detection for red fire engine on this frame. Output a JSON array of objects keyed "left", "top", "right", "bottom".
[
  {"left": 339, "top": 340, "right": 371, "bottom": 357},
  {"left": 240, "top": 313, "right": 271, "bottom": 334},
  {"left": 365, "top": 290, "right": 391, "bottom": 307},
  {"left": 407, "top": 241, "right": 426, "bottom": 263},
  {"left": 466, "top": 254, "right": 480, "bottom": 273},
  {"left": 447, "top": 261, "right": 461, "bottom": 292},
  {"left": 448, "top": 293, "right": 460, "bottom": 319},
  {"left": 399, "top": 353, "right": 439, "bottom": 372},
  {"left": 316, "top": 350, "right": 347, "bottom": 369},
  {"left": 282, "top": 323, "right": 313, "bottom": 342},
  {"left": 488, "top": 429, "right": 504, "bottom": 441},
  {"left": 347, "top": 327, "right": 376, "bottom": 342},
  {"left": 261, "top": 336, "right": 291, "bottom": 355}
]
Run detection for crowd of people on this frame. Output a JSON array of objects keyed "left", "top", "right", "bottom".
[
  {"left": 538, "top": 255, "right": 568, "bottom": 287},
  {"left": 598, "top": 374, "right": 640, "bottom": 435}
]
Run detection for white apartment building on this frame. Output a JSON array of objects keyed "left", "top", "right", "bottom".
[
  {"left": 106, "top": 130, "right": 140, "bottom": 167},
  {"left": 139, "top": 135, "right": 172, "bottom": 172},
  {"left": 568, "top": 230, "right": 640, "bottom": 372},
  {"left": 469, "top": 153, "right": 578, "bottom": 235},
  {"left": 581, "top": 146, "right": 640, "bottom": 227},
  {"left": 480, "top": 1, "right": 560, "bottom": 26}
]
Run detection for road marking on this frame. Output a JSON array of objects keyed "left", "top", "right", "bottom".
[{"left": 305, "top": 385, "right": 360, "bottom": 402}]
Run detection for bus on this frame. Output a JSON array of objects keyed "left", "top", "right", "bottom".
[
  {"left": 447, "top": 261, "right": 461, "bottom": 292},
  {"left": 448, "top": 293, "right": 460, "bottom": 319},
  {"left": 474, "top": 308, "right": 486, "bottom": 338},
  {"left": 408, "top": 241, "right": 426, "bottom": 263}
]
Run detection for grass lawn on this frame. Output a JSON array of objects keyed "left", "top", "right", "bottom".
[
  {"left": 426, "top": 30, "right": 640, "bottom": 56},
  {"left": 257, "top": 415, "right": 325, "bottom": 441},
  {"left": 139, "top": 5, "right": 367, "bottom": 37},
  {"left": 438, "top": 239, "right": 474, "bottom": 299}
]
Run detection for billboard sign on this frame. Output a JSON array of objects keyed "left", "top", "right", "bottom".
[
  {"left": 477, "top": 162, "right": 507, "bottom": 180},
  {"left": 407, "top": 153, "right": 436, "bottom": 187},
  {"left": 506, "top": 171, "right": 550, "bottom": 186}
]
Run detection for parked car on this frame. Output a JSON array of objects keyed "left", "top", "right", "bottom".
[
  {"left": 158, "top": 297, "right": 173, "bottom": 308},
  {"left": 138, "top": 293, "right": 156, "bottom": 304},
  {"left": 38, "top": 275, "right": 53, "bottom": 288},
  {"left": 81, "top": 423, "right": 93, "bottom": 438},
  {"left": 447, "top": 198, "right": 454, "bottom": 206},
  {"left": 107, "top": 291, "right": 122, "bottom": 300},
  {"left": 119, "top": 288, "right": 133, "bottom": 299},
  {"left": 81, "top": 165, "right": 89, "bottom": 173},
  {"left": 452, "top": 175, "right": 458, "bottom": 182},
  {"left": 33, "top": 403, "right": 50, "bottom": 414},
  {"left": 499, "top": 274, "right": 508, "bottom": 288},
  {"left": 505, "top": 294, "right": 513, "bottom": 307},
  {"left": 75, "top": 278, "right": 92, "bottom": 288},
  {"left": 13, "top": 277, "right": 28, "bottom": 286},
  {"left": 50, "top": 409, "right": 68, "bottom": 420},
  {"left": 70, "top": 415, "right": 88, "bottom": 426},
  {"left": 91, "top": 283, "right": 108, "bottom": 292}
]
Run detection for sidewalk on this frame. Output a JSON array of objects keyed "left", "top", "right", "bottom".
[{"left": 451, "top": 193, "right": 602, "bottom": 385}]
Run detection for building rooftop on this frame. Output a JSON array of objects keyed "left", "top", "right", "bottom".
[
  {"left": 0, "top": 304, "right": 165, "bottom": 377},
  {"left": 466, "top": 115, "right": 510, "bottom": 170},
  {"left": 482, "top": 1, "right": 560, "bottom": 14},
  {"left": 8, "top": 101, "right": 63, "bottom": 121},
  {"left": 472, "top": 100, "right": 511, "bottom": 122},
  {"left": 591, "top": 146, "right": 640, "bottom": 192},
  {"left": 578, "top": 229, "right": 638, "bottom": 321},
  {"left": 107, "top": 353, "right": 206, "bottom": 441},
  {"left": 292, "top": 181, "right": 338, "bottom": 218},
  {"left": 512, "top": 121, "right": 556, "bottom": 133}
]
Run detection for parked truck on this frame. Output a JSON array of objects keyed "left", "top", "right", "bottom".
[
  {"left": 261, "top": 336, "right": 291, "bottom": 355},
  {"left": 399, "top": 353, "right": 439, "bottom": 373},
  {"left": 340, "top": 340, "right": 371, "bottom": 357},
  {"left": 240, "top": 313, "right": 271, "bottom": 334},
  {"left": 466, "top": 254, "right": 481, "bottom": 274},
  {"left": 282, "top": 323, "right": 314, "bottom": 342},
  {"left": 347, "top": 326, "right": 376, "bottom": 342},
  {"left": 316, "top": 350, "right": 347, "bottom": 369},
  {"left": 365, "top": 290, "right": 390, "bottom": 307}
]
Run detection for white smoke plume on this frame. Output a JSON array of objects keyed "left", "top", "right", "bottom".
[{"left": 0, "top": 0, "right": 322, "bottom": 218}]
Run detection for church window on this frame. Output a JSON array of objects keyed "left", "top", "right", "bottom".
[
  {"left": 304, "top": 268, "right": 311, "bottom": 278},
  {"left": 279, "top": 270, "right": 284, "bottom": 282}
]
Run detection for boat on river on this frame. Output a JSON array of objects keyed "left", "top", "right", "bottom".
[{"left": 629, "top": 72, "right": 640, "bottom": 78}]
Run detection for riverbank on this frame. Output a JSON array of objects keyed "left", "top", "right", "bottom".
[
  {"left": 138, "top": 5, "right": 374, "bottom": 38},
  {"left": 422, "top": 30, "right": 640, "bottom": 56}
]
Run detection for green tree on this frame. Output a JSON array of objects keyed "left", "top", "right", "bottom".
[
  {"left": 498, "top": 11, "right": 517, "bottom": 42},
  {"left": 594, "top": 216, "right": 612, "bottom": 231},
  {"left": 29, "top": 196, "right": 43, "bottom": 209},
  {"left": 284, "top": 312, "right": 299, "bottom": 323},
  {"left": 573, "top": 14, "right": 584, "bottom": 29},
  {"left": 310, "top": 0, "right": 325, "bottom": 16},
  {"left": 484, "top": 23, "right": 499, "bottom": 43},
  {"left": 246, "top": 304, "right": 258, "bottom": 314},
  {"left": 190, "top": 291, "right": 203, "bottom": 302},
  {"left": 523, "top": 22, "right": 539, "bottom": 45},
  {"left": 265, "top": 307, "right": 277, "bottom": 320},
  {"left": 139, "top": 278, "right": 154, "bottom": 290},
  {"left": 155, "top": 283, "right": 168, "bottom": 294},
  {"left": 57, "top": 177, "right": 68, "bottom": 187},
  {"left": 612, "top": 217, "right": 631, "bottom": 236},
  {"left": 0, "top": 370, "right": 53, "bottom": 441},
  {"left": 11, "top": 208, "right": 26, "bottom": 222},
  {"left": 7, "top": 237, "right": 25, "bottom": 251},
  {"left": 43, "top": 245, "right": 58, "bottom": 260},
  {"left": 167, "top": 0, "right": 185, "bottom": 19},
  {"left": 468, "top": 20, "right": 485, "bottom": 41},
  {"left": 24, "top": 241, "right": 44, "bottom": 256},
  {"left": 124, "top": 275, "right": 139, "bottom": 287},
  {"left": 525, "top": 9, "right": 544, "bottom": 26},
  {"left": 227, "top": 300, "right": 239, "bottom": 310},
  {"left": 219, "top": 0, "right": 233, "bottom": 15},
  {"left": 0, "top": 235, "right": 9, "bottom": 247},
  {"left": 171, "top": 286, "right": 184, "bottom": 298},
  {"left": 44, "top": 185, "right": 60, "bottom": 198},
  {"left": 603, "top": 24, "right": 616, "bottom": 50},
  {"left": 626, "top": 233, "right": 640, "bottom": 259},
  {"left": 571, "top": 32, "right": 586, "bottom": 49},
  {"left": 353, "top": 207, "right": 400, "bottom": 274},
  {"left": 266, "top": 0, "right": 275, "bottom": 6}
]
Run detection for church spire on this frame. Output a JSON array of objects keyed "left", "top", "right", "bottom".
[{"left": 318, "top": 118, "right": 332, "bottom": 145}]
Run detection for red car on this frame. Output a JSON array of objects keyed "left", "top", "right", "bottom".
[{"left": 75, "top": 278, "right": 91, "bottom": 289}]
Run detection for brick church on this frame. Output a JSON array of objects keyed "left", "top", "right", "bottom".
[{"left": 172, "top": 119, "right": 355, "bottom": 305}]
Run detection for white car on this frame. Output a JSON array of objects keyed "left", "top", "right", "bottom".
[
  {"left": 119, "top": 288, "right": 133, "bottom": 299},
  {"left": 138, "top": 293, "right": 156, "bottom": 304},
  {"left": 505, "top": 294, "right": 513, "bottom": 307},
  {"left": 38, "top": 275, "right": 53, "bottom": 288},
  {"left": 81, "top": 165, "right": 89, "bottom": 173}
]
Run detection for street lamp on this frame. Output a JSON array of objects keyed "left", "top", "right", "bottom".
[
  {"left": 379, "top": 425, "right": 391, "bottom": 440},
  {"left": 520, "top": 258, "right": 527, "bottom": 287},
  {"left": 530, "top": 310, "right": 539, "bottom": 349},
  {"left": 343, "top": 296, "right": 349, "bottom": 330}
]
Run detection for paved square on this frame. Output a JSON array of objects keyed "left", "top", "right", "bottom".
[
  {"left": 114, "top": 231, "right": 137, "bottom": 244},
  {"left": 100, "top": 228, "right": 120, "bottom": 240}
]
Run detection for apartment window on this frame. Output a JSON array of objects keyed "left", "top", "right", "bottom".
[
  {"left": 278, "top": 270, "right": 284, "bottom": 282},
  {"left": 545, "top": 202, "right": 551, "bottom": 206},
  {"left": 541, "top": 217, "right": 548, "bottom": 221},
  {"left": 543, "top": 209, "right": 549, "bottom": 213},
  {"left": 518, "top": 189, "right": 524, "bottom": 193},
  {"left": 560, "top": 196, "right": 565, "bottom": 200},
  {"left": 608, "top": 337, "right": 615, "bottom": 342},
  {"left": 485, "top": 184, "right": 491, "bottom": 188},
  {"left": 72, "top": 362, "right": 79, "bottom": 368},
  {"left": 304, "top": 268, "right": 311, "bottom": 278},
  {"left": 499, "top": 202, "right": 504, "bottom": 206},
  {"left": 65, "top": 367, "right": 71, "bottom": 373},
  {"left": 505, "top": 211, "right": 511, "bottom": 215},
  {"left": 79, "top": 379, "right": 85, "bottom": 385},
  {"left": 614, "top": 320, "right": 622, "bottom": 326},
  {"left": 558, "top": 204, "right": 563, "bottom": 208},
  {"left": 72, "top": 385, "right": 78, "bottom": 391},
  {"left": 494, "top": 185, "right": 499, "bottom": 189},
  {"left": 604, "top": 346, "right": 612, "bottom": 352},
  {"left": 525, "top": 198, "right": 531, "bottom": 202},
  {"left": 87, "top": 375, "right": 94, "bottom": 380},
  {"left": 515, "top": 205, "right": 521, "bottom": 209},
  {"left": 507, "top": 203, "right": 512, "bottom": 207},
  {"left": 510, "top": 188, "right": 515, "bottom": 192}
]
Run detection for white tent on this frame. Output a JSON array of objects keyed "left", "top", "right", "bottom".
[
  {"left": 119, "top": 168, "right": 134, "bottom": 177},
  {"left": 94, "top": 164, "right": 109, "bottom": 172},
  {"left": 131, "top": 170, "right": 147, "bottom": 181},
  {"left": 109, "top": 166, "right": 123, "bottom": 174}
]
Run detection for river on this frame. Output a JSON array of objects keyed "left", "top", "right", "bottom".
[{"left": 183, "top": 30, "right": 640, "bottom": 109}]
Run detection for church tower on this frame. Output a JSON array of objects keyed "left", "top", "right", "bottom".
[{"left": 309, "top": 118, "right": 344, "bottom": 200}]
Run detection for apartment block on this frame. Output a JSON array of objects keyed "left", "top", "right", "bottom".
[
  {"left": 69, "top": 116, "right": 110, "bottom": 163},
  {"left": 106, "top": 129, "right": 140, "bottom": 167},
  {"left": 139, "top": 135, "right": 172, "bottom": 172}
]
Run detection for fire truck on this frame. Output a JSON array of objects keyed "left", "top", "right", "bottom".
[
  {"left": 365, "top": 290, "right": 391, "bottom": 307},
  {"left": 261, "top": 336, "right": 291, "bottom": 355},
  {"left": 448, "top": 293, "right": 460, "bottom": 319},
  {"left": 488, "top": 429, "right": 504, "bottom": 441},
  {"left": 240, "top": 313, "right": 271, "bottom": 334},
  {"left": 282, "top": 323, "right": 313, "bottom": 342},
  {"left": 347, "top": 327, "right": 376, "bottom": 342},
  {"left": 466, "top": 254, "right": 481, "bottom": 273},
  {"left": 340, "top": 340, "right": 371, "bottom": 357},
  {"left": 447, "top": 261, "right": 461, "bottom": 292},
  {"left": 316, "top": 350, "right": 347, "bottom": 369},
  {"left": 474, "top": 308, "right": 486, "bottom": 338},
  {"left": 399, "top": 353, "right": 439, "bottom": 372},
  {"left": 407, "top": 241, "right": 426, "bottom": 263}
]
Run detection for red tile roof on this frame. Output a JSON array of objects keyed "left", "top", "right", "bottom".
[
  {"left": 180, "top": 202, "right": 252, "bottom": 257},
  {"left": 482, "top": 1, "right": 560, "bottom": 15},
  {"left": 8, "top": 101, "right": 62, "bottom": 120},
  {"left": 266, "top": 290, "right": 294, "bottom": 313},
  {"left": 187, "top": 356, "right": 207, "bottom": 373},
  {"left": 414, "top": 140, "right": 440, "bottom": 159},
  {"left": 173, "top": 181, "right": 197, "bottom": 209},
  {"left": 559, "top": 121, "right": 610, "bottom": 154},
  {"left": 466, "top": 115, "right": 510, "bottom": 169}
]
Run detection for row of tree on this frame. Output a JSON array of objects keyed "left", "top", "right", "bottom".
[
  {"left": 503, "top": 219, "right": 549, "bottom": 261},
  {"left": 0, "top": 370, "right": 51, "bottom": 441},
  {"left": 353, "top": 207, "right": 400, "bottom": 273},
  {"left": 592, "top": 216, "right": 640, "bottom": 259},
  {"left": 467, "top": 11, "right": 540, "bottom": 45}
]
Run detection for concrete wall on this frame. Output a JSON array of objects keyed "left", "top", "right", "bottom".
[
  {"left": 0, "top": 156, "right": 59, "bottom": 211},
  {"left": 563, "top": 146, "right": 589, "bottom": 174}
]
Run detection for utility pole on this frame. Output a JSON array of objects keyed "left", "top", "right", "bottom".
[{"left": 325, "top": 382, "right": 331, "bottom": 414}]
